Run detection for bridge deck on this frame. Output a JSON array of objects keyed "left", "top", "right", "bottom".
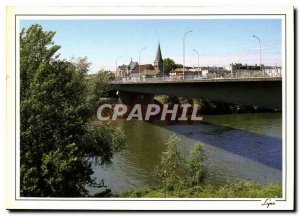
[
  {"left": 113, "top": 77, "right": 282, "bottom": 85},
  {"left": 113, "top": 77, "right": 282, "bottom": 109}
]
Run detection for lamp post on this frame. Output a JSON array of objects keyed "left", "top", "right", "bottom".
[
  {"left": 193, "top": 49, "right": 200, "bottom": 77},
  {"left": 252, "top": 35, "right": 263, "bottom": 76},
  {"left": 139, "top": 47, "right": 147, "bottom": 81},
  {"left": 116, "top": 56, "right": 122, "bottom": 77},
  {"left": 183, "top": 30, "right": 193, "bottom": 79}
]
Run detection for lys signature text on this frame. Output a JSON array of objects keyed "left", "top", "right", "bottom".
[{"left": 261, "top": 198, "right": 276, "bottom": 208}]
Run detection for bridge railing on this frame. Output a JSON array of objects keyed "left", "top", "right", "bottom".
[{"left": 112, "top": 71, "right": 281, "bottom": 84}]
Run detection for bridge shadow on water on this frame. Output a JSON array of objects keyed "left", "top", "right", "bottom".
[{"left": 150, "top": 120, "right": 282, "bottom": 170}]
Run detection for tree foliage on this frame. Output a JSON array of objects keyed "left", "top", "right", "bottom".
[
  {"left": 20, "top": 24, "right": 124, "bottom": 197},
  {"left": 155, "top": 135, "right": 206, "bottom": 196},
  {"left": 87, "top": 71, "right": 116, "bottom": 114},
  {"left": 20, "top": 24, "right": 61, "bottom": 100},
  {"left": 70, "top": 56, "right": 92, "bottom": 74},
  {"left": 187, "top": 143, "right": 206, "bottom": 185},
  {"left": 156, "top": 135, "right": 185, "bottom": 190},
  {"left": 92, "top": 71, "right": 115, "bottom": 96},
  {"left": 163, "top": 58, "right": 176, "bottom": 76}
]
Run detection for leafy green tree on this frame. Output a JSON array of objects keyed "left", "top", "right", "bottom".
[
  {"left": 20, "top": 24, "right": 124, "bottom": 197},
  {"left": 40, "top": 143, "right": 93, "bottom": 197},
  {"left": 86, "top": 71, "right": 116, "bottom": 114},
  {"left": 175, "top": 63, "right": 183, "bottom": 68},
  {"left": 70, "top": 56, "right": 92, "bottom": 74},
  {"left": 186, "top": 143, "right": 206, "bottom": 186},
  {"left": 154, "top": 135, "right": 206, "bottom": 197},
  {"left": 163, "top": 58, "right": 177, "bottom": 76},
  {"left": 91, "top": 72, "right": 114, "bottom": 99},
  {"left": 20, "top": 24, "right": 61, "bottom": 100},
  {"left": 156, "top": 135, "right": 185, "bottom": 195}
]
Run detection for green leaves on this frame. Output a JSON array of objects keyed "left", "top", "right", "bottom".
[
  {"left": 187, "top": 143, "right": 206, "bottom": 185},
  {"left": 40, "top": 144, "right": 93, "bottom": 197},
  {"left": 20, "top": 24, "right": 61, "bottom": 100},
  {"left": 163, "top": 58, "right": 176, "bottom": 76},
  {"left": 70, "top": 56, "right": 91, "bottom": 74},
  {"left": 20, "top": 24, "right": 125, "bottom": 197},
  {"left": 82, "top": 121, "right": 125, "bottom": 166},
  {"left": 155, "top": 135, "right": 206, "bottom": 197},
  {"left": 159, "top": 134, "right": 184, "bottom": 180}
]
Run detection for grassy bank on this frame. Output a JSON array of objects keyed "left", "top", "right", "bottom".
[{"left": 121, "top": 182, "right": 282, "bottom": 198}]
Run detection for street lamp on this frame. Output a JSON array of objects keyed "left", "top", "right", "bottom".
[
  {"left": 192, "top": 49, "right": 200, "bottom": 77},
  {"left": 252, "top": 35, "right": 263, "bottom": 76},
  {"left": 116, "top": 56, "right": 122, "bottom": 77},
  {"left": 139, "top": 47, "right": 147, "bottom": 81},
  {"left": 183, "top": 30, "right": 193, "bottom": 79}
]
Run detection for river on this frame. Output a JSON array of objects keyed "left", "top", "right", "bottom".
[{"left": 87, "top": 113, "right": 282, "bottom": 195}]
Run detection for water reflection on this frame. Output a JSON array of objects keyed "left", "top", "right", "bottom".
[{"left": 161, "top": 122, "right": 282, "bottom": 170}]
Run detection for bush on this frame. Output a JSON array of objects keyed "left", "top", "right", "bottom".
[
  {"left": 154, "top": 95, "right": 169, "bottom": 104},
  {"left": 121, "top": 182, "right": 282, "bottom": 198}
]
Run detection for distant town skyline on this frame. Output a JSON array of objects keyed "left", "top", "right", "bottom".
[{"left": 20, "top": 19, "right": 282, "bottom": 73}]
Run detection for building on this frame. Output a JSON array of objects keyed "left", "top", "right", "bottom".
[
  {"left": 169, "top": 67, "right": 195, "bottom": 80},
  {"left": 169, "top": 66, "right": 230, "bottom": 80},
  {"left": 225, "top": 63, "right": 282, "bottom": 78},
  {"left": 116, "top": 64, "right": 129, "bottom": 78},
  {"left": 264, "top": 66, "right": 282, "bottom": 77},
  {"left": 116, "top": 42, "right": 164, "bottom": 81},
  {"left": 225, "top": 63, "right": 262, "bottom": 78},
  {"left": 129, "top": 64, "right": 157, "bottom": 81}
]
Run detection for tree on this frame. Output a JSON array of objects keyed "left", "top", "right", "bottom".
[
  {"left": 155, "top": 135, "right": 206, "bottom": 197},
  {"left": 20, "top": 24, "right": 124, "bottom": 197},
  {"left": 70, "top": 56, "right": 92, "bottom": 74},
  {"left": 163, "top": 58, "right": 176, "bottom": 76},
  {"left": 175, "top": 63, "right": 183, "bottom": 68},
  {"left": 156, "top": 135, "right": 185, "bottom": 195},
  {"left": 86, "top": 71, "right": 116, "bottom": 114},
  {"left": 186, "top": 143, "right": 206, "bottom": 186},
  {"left": 20, "top": 24, "right": 61, "bottom": 100}
]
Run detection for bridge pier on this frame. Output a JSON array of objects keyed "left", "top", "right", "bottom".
[
  {"left": 117, "top": 91, "right": 154, "bottom": 117},
  {"left": 118, "top": 91, "right": 154, "bottom": 105}
]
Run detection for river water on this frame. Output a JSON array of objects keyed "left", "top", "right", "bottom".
[{"left": 87, "top": 113, "right": 282, "bottom": 195}]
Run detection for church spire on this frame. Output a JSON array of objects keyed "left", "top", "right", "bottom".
[
  {"left": 154, "top": 41, "right": 163, "bottom": 75},
  {"left": 154, "top": 41, "right": 163, "bottom": 63}
]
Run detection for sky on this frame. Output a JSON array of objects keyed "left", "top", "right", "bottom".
[{"left": 20, "top": 19, "right": 282, "bottom": 73}]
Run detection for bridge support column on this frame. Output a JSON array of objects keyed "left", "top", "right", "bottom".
[
  {"left": 118, "top": 91, "right": 154, "bottom": 105},
  {"left": 117, "top": 91, "right": 154, "bottom": 117}
]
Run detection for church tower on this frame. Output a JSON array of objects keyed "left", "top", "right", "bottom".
[{"left": 153, "top": 42, "right": 163, "bottom": 75}]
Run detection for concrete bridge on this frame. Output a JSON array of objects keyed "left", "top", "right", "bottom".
[{"left": 113, "top": 77, "right": 282, "bottom": 109}]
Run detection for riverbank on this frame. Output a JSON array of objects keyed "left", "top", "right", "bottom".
[{"left": 120, "top": 182, "right": 282, "bottom": 198}]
